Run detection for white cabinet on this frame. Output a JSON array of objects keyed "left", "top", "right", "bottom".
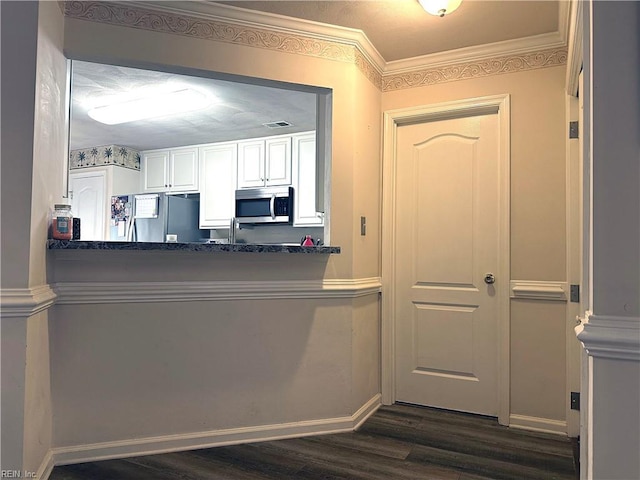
[
  {"left": 141, "top": 146, "right": 198, "bottom": 193},
  {"left": 237, "top": 136, "right": 291, "bottom": 188},
  {"left": 292, "top": 132, "right": 323, "bottom": 226},
  {"left": 199, "top": 143, "right": 237, "bottom": 228}
]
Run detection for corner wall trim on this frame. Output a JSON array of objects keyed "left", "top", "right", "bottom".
[
  {"left": 51, "top": 394, "right": 381, "bottom": 468},
  {"left": 509, "top": 280, "right": 568, "bottom": 301},
  {"left": 0, "top": 285, "right": 57, "bottom": 317},
  {"left": 509, "top": 414, "right": 567, "bottom": 436},
  {"left": 36, "top": 450, "right": 55, "bottom": 480},
  {"left": 576, "top": 313, "right": 640, "bottom": 361},
  {"left": 52, "top": 277, "right": 382, "bottom": 304}
]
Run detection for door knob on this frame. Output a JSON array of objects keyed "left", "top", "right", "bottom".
[{"left": 484, "top": 273, "right": 496, "bottom": 285}]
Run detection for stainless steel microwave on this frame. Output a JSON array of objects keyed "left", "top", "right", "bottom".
[{"left": 235, "top": 186, "right": 294, "bottom": 224}]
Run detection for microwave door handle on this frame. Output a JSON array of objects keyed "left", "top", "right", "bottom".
[{"left": 270, "top": 194, "right": 276, "bottom": 219}]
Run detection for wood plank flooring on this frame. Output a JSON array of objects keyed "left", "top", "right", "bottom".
[{"left": 50, "top": 403, "right": 579, "bottom": 480}]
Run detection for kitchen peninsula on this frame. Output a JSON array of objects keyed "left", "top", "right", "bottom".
[{"left": 47, "top": 239, "right": 340, "bottom": 254}]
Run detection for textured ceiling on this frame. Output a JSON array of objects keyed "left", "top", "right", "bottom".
[
  {"left": 213, "top": 0, "right": 559, "bottom": 62},
  {"left": 70, "top": 61, "right": 318, "bottom": 151}
]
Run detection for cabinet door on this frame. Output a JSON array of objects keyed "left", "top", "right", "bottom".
[
  {"left": 70, "top": 171, "right": 107, "bottom": 240},
  {"left": 199, "top": 144, "right": 238, "bottom": 228},
  {"left": 142, "top": 151, "right": 169, "bottom": 192},
  {"left": 237, "top": 140, "right": 265, "bottom": 188},
  {"left": 265, "top": 137, "right": 292, "bottom": 186},
  {"left": 293, "top": 133, "right": 323, "bottom": 226},
  {"left": 170, "top": 147, "right": 199, "bottom": 192}
]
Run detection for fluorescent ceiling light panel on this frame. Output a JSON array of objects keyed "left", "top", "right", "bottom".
[{"left": 88, "top": 88, "right": 211, "bottom": 125}]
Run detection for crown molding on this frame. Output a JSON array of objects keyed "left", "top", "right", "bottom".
[
  {"left": 384, "top": 31, "right": 566, "bottom": 75},
  {"left": 63, "top": 1, "right": 569, "bottom": 91},
  {"left": 127, "top": 0, "right": 387, "bottom": 73},
  {"left": 382, "top": 47, "right": 567, "bottom": 91}
]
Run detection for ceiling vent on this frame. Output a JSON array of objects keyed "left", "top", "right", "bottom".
[{"left": 263, "top": 121, "right": 293, "bottom": 129}]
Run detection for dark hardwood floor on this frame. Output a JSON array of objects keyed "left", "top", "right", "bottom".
[{"left": 50, "top": 403, "right": 579, "bottom": 480}]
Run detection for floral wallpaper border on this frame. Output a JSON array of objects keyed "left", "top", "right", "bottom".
[
  {"left": 70, "top": 144, "right": 141, "bottom": 170},
  {"left": 63, "top": 1, "right": 566, "bottom": 91},
  {"left": 382, "top": 47, "right": 568, "bottom": 91}
]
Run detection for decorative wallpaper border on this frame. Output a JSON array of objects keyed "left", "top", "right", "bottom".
[
  {"left": 63, "top": 1, "right": 567, "bottom": 91},
  {"left": 64, "top": 1, "right": 356, "bottom": 64},
  {"left": 382, "top": 47, "right": 568, "bottom": 91},
  {"left": 70, "top": 144, "right": 140, "bottom": 170}
]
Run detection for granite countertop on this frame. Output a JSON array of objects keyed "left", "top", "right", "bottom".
[{"left": 47, "top": 240, "right": 340, "bottom": 254}]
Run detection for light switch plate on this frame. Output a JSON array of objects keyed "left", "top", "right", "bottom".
[{"left": 360, "top": 216, "right": 366, "bottom": 236}]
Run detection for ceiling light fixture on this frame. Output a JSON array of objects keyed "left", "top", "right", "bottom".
[
  {"left": 87, "top": 88, "right": 212, "bottom": 125},
  {"left": 418, "top": 0, "right": 462, "bottom": 17}
]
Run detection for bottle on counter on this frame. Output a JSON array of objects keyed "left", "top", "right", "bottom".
[
  {"left": 302, "top": 235, "right": 315, "bottom": 246},
  {"left": 51, "top": 203, "right": 73, "bottom": 240}
]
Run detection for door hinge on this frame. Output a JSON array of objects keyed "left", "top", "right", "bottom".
[
  {"left": 569, "top": 121, "right": 579, "bottom": 139},
  {"left": 570, "top": 284, "right": 580, "bottom": 303},
  {"left": 571, "top": 391, "right": 580, "bottom": 411}
]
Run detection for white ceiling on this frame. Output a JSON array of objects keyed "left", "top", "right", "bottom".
[
  {"left": 70, "top": 1, "right": 562, "bottom": 152},
  {"left": 70, "top": 61, "right": 318, "bottom": 151}
]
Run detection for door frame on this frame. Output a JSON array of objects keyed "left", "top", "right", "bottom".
[{"left": 381, "top": 94, "right": 511, "bottom": 426}]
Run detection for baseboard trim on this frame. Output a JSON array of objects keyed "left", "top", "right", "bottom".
[
  {"left": 52, "top": 394, "right": 382, "bottom": 467},
  {"left": 509, "top": 414, "right": 567, "bottom": 436},
  {"left": 36, "top": 449, "right": 55, "bottom": 480}
]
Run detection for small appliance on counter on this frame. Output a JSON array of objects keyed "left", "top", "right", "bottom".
[
  {"left": 110, "top": 193, "right": 206, "bottom": 242},
  {"left": 235, "top": 186, "right": 294, "bottom": 225}
]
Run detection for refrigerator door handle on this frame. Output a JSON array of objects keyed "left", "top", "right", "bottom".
[{"left": 126, "top": 216, "right": 136, "bottom": 242}]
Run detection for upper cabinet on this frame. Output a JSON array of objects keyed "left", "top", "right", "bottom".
[
  {"left": 237, "top": 136, "right": 292, "bottom": 188},
  {"left": 141, "top": 146, "right": 198, "bottom": 193}
]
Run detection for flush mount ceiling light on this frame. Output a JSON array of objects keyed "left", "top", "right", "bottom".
[
  {"left": 418, "top": 0, "right": 462, "bottom": 17},
  {"left": 87, "top": 88, "right": 212, "bottom": 125}
]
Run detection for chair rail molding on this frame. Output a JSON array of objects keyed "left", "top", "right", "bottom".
[
  {"left": 53, "top": 277, "right": 382, "bottom": 304},
  {"left": 576, "top": 312, "right": 640, "bottom": 361},
  {"left": 509, "top": 280, "right": 568, "bottom": 301},
  {"left": 0, "top": 285, "right": 57, "bottom": 317}
]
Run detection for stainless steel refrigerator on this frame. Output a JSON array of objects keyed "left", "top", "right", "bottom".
[{"left": 110, "top": 193, "right": 206, "bottom": 243}]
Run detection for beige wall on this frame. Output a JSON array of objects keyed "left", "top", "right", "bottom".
[
  {"left": 64, "top": 16, "right": 383, "bottom": 280},
  {"left": 46, "top": 13, "right": 383, "bottom": 453},
  {"left": 1, "top": 0, "right": 66, "bottom": 474},
  {"left": 382, "top": 66, "right": 568, "bottom": 422}
]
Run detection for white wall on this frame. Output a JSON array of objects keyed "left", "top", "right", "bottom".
[{"left": 577, "top": 1, "right": 640, "bottom": 478}]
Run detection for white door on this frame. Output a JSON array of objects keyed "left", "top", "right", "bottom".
[
  {"left": 394, "top": 112, "right": 501, "bottom": 416},
  {"left": 70, "top": 171, "right": 106, "bottom": 240}
]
